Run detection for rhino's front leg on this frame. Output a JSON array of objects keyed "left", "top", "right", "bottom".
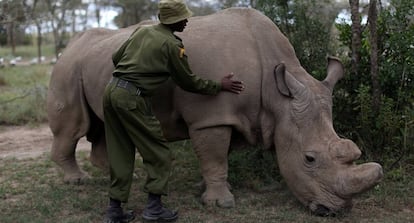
[{"left": 190, "top": 126, "right": 235, "bottom": 208}]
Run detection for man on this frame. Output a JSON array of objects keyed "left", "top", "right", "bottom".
[{"left": 103, "top": 0, "right": 245, "bottom": 222}]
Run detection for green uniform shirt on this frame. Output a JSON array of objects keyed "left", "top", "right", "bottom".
[{"left": 112, "top": 24, "right": 221, "bottom": 96}]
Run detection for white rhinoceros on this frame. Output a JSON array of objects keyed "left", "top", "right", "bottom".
[{"left": 47, "top": 7, "right": 383, "bottom": 215}]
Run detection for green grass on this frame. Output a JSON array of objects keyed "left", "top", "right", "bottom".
[
  {"left": 0, "top": 45, "right": 55, "bottom": 60},
  {"left": 0, "top": 145, "right": 413, "bottom": 223},
  {"left": 0, "top": 65, "right": 51, "bottom": 125}
]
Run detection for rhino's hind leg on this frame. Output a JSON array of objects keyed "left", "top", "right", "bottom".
[
  {"left": 51, "top": 135, "right": 89, "bottom": 184},
  {"left": 89, "top": 131, "right": 108, "bottom": 171},
  {"left": 190, "top": 126, "right": 235, "bottom": 208},
  {"left": 87, "top": 116, "right": 109, "bottom": 171}
]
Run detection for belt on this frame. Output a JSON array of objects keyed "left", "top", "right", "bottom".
[{"left": 110, "top": 77, "right": 142, "bottom": 96}]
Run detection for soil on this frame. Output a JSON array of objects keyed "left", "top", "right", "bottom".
[{"left": 0, "top": 123, "right": 90, "bottom": 160}]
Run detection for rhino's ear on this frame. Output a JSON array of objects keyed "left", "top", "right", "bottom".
[
  {"left": 274, "top": 63, "right": 305, "bottom": 98},
  {"left": 322, "top": 56, "right": 344, "bottom": 92}
]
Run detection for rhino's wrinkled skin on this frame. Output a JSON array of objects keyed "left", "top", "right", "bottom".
[{"left": 47, "top": 8, "right": 383, "bottom": 215}]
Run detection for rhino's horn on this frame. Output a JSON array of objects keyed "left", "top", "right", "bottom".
[
  {"left": 322, "top": 56, "right": 344, "bottom": 92},
  {"left": 336, "top": 162, "right": 383, "bottom": 198}
]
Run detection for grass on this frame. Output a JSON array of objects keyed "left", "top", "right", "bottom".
[
  {"left": 0, "top": 45, "right": 54, "bottom": 125},
  {"left": 0, "top": 44, "right": 55, "bottom": 60},
  {"left": 0, "top": 64, "right": 51, "bottom": 125},
  {"left": 0, "top": 144, "right": 413, "bottom": 223}
]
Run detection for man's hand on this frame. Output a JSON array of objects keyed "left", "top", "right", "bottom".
[{"left": 221, "top": 73, "right": 245, "bottom": 94}]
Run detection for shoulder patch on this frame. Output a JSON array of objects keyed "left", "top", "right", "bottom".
[{"left": 179, "top": 47, "right": 185, "bottom": 58}]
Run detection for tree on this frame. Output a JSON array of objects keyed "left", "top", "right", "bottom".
[
  {"left": 349, "top": 0, "right": 361, "bottom": 76},
  {"left": 257, "top": 0, "right": 344, "bottom": 78},
  {"left": 92, "top": 0, "right": 117, "bottom": 27},
  {"left": 217, "top": 0, "right": 257, "bottom": 8},
  {"left": 335, "top": 0, "right": 414, "bottom": 167},
  {"left": 22, "top": 0, "right": 49, "bottom": 63},
  {"left": 187, "top": 0, "right": 217, "bottom": 16},
  {"left": 113, "top": 0, "right": 157, "bottom": 28},
  {"left": 368, "top": 0, "right": 380, "bottom": 112},
  {"left": 44, "top": 0, "right": 84, "bottom": 58},
  {"left": 0, "top": 1, "right": 27, "bottom": 56}
]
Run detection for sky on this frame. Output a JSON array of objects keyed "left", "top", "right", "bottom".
[{"left": 90, "top": 8, "right": 118, "bottom": 29}]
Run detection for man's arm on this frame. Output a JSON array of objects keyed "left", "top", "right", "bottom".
[{"left": 167, "top": 43, "right": 244, "bottom": 95}]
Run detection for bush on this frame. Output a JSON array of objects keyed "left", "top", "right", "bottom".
[
  {"left": 228, "top": 146, "right": 281, "bottom": 190},
  {"left": 333, "top": 1, "right": 414, "bottom": 170},
  {"left": 257, "top": 0, "right": 334, "bottom": 79}
]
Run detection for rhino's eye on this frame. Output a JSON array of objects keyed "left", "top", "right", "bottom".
[
  {"left": 305, "top": 155, "right": 316, "bottom": 163},
  {"left": 304, "top": 152, "right": 318, "bottom": 167}
]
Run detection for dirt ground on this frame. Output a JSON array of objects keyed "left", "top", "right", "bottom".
[{"left": 0, "top": 123, "right": 90, "bottom": 160}]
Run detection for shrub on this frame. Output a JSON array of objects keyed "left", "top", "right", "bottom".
[
  {"left": 333, "top": 1, "right": 414, "bottom": 170},
  {"left": 228, "top": 146, "right": 281, "bottom": 190}
]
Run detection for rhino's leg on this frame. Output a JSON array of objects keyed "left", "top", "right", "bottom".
[
  {"left": 51, "top": 134, "right": 89, "bottom": 184},
  {"left": 48, "top": 72, "right": 92, "bottom": 183},
  {"left": 87, "top": 116, "right": 109, "bottom": 171},
  {"left": 89, "top": 131, "right": 108, "bottom": 171},
  {"left": 190, "top": 126, "right": 235, "bottom": 208}
]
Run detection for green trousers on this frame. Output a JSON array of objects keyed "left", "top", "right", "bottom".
[{"left": 103, "top": 79, "right": 172, "bottom": 202}]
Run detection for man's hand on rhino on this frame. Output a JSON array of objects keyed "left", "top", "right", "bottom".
[{"left": 221, "top": 73, "right": 245, "bottom": 94}]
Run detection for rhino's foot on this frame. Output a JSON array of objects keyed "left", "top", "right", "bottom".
[
  {"left": 201, "top": 183, "right": 235, "bottom": 208},
  {"left": 63, "top": 171, "right": 90, "bottom": 185},
  {"left": 89, "top": 157, "right": 109, "bottom": 172}
]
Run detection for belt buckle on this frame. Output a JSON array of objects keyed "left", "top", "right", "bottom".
[
  {"left": 119, "top": 79, "right": 128, "bottom": 88},
  {"left": 135, "top": 88, "right": 141, "bottom": 96}
]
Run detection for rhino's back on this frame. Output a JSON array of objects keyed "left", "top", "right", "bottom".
[
  {"left": 156, "top": 8, "right": 302, "bottom": 142},
  {"left": 180, "top": 8, "right": 300, "bottom": 79}
]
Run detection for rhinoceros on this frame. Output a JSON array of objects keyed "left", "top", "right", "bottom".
[{"left": 47, "top": 7, "right": 383, "bottom": 215}]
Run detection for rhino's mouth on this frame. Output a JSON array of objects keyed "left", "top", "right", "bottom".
[
  {"left": 312, "top": 204, "right": 335, "bottom": 217},
  {"left": 309, "top": 197, "right": 352, "bottom": 217}
]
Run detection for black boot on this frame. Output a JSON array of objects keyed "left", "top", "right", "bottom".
[
  {"left": 103, "top": 198, "right": 135, "bottom": 223},
  {"left": 142, "top": 193, "right": 178, "bottom": 222}
]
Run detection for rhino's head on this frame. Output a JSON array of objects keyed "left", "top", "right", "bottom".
[{"left": 264, "top": 57, "right": 383, "bottom": 216}]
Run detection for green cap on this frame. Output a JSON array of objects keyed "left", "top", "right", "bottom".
[{"left": 158, "top": 0, "right": 193, "bottom": 24}]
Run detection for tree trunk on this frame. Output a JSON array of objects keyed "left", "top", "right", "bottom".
[
  {"left": 36, "top": 22, "right": 42, "bottom": 64},
  {"left": 368, "top": 0, "right": 380, "bottom": 112},
  {"left": 250, "top": 0, "right": 256, "bottom": 8},
  {"left": 53, "top": 30, "right": 59, "bottom": 59},
  {"left": 72, "top": 9, "right": 76, "bottom": 34},
  {"left": 95, "top": 0, "right": 101, "bottom": 27},
  {"left": 7, "top": 21, "right": 16, "bottom": 56},
  {"left": 83, "top": 4, "right": 89, "bottom": 31},
  {"left": 349, "top": 0, "right": 361, "bottom": 76}
]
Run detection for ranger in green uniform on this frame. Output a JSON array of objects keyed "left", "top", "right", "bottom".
[{"left": 103, "top": 0, "right": 245, "bottom": 222}]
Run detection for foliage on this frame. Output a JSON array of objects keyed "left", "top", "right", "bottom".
[
  {"left": 256, "top": 0, "right": 339, "bottom": 79},
  {"left": 187, "top": 0, "right": 217, "bottom": 16},
  {"left": 228, "top": 146, "right": 281, "bottom": 190},
  {"left": 0, "top": 1, "right": 27, "bottom": 24},
  {"left": 0, "top": 0, "right": 29, "bottom": 49},
  {"left": 334, "top": 0, "right": 414, "bottom": 169},
  {"left": 217, "top": 0, "right": 256, "bottom": 8},
  {"left": 0, "top": 26, "right": 7, "bottom": 46},
  {"left": 112, "top": 0, "right": 158, "bottom": 28}
]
